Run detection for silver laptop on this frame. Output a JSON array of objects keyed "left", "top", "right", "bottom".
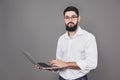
[{"left": 22, "top": 51, "right": 63, "bottom": 70}]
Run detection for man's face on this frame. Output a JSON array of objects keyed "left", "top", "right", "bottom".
[{"left": 64, "top": 11, "right": 80, "bottom": 32}]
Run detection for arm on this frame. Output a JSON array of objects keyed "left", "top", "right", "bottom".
[
  {"left": 51, "top": 35, "right": 98, "bottom": 71},
  {"left": 76, "top": 35, "right": 98, "bottom": 71},
  {"left": 50, "top": 59, "right": 80, "bottom": 70}
]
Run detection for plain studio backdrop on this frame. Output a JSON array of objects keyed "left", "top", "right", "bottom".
[{"left": 0, "top": 0, "right": 120, "bottom": 80}]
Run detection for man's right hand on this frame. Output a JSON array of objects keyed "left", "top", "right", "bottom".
[{"left": 34, "top": 64, "right": 41, "bottom": 69}]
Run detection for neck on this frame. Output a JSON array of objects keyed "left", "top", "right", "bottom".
[{"left": 68, "top": 30, "right": 77, "bottom": 38}]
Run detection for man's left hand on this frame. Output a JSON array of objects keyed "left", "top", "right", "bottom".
[{"left": 50, "top": 59, "right": 67, "bottom": 68}]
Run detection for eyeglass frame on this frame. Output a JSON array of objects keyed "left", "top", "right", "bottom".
[{"left": 64, "top": 15, "right": 78, "bottom": 20}]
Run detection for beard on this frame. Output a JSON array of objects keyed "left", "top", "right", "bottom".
[{"left": 65, "top": 22, "right": 78, "bottom": 32}]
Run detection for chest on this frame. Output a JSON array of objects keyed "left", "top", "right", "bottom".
[
  {"left": 60, "top": 37, "right": 87, "bottom": 61},
  {"left": 61, "top": 37, "right": 87, "bottom": 52}
]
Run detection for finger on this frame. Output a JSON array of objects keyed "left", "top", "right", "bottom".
[
  {"left": 50, "top": 60, "right": 56, "bottom": 64},
  {"left": 34, "top": 64, "right": 40, "bottom": 69},
  {"left": 52, "top": 64, "right": 59, "bottom": 67}
]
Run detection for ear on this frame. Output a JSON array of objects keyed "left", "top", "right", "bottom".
[{"left": 78, "top": 16, "right": 80, "bottom": 22}]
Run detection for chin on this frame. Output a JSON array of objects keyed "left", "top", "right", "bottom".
[{"left": 68, "top": 25, "right": 74, "bottom": 28}]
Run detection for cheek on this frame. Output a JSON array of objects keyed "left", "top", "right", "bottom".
[
  {"left": 73, "top": 20, "right": 78, "bottom": 24},
  {"left": 64, "top": 20, "right": 69, "bottom": 24},
  {"left": 64, "top": 20, "right": 78, "bottom": 25}
]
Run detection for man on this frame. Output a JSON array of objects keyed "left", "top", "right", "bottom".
[{"left": 50, "top": 6, "right": 98, "bottom": 80}]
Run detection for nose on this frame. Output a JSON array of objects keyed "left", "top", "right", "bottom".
[{"left": 68, "top": 18, "right": 73, "bottom": 21}]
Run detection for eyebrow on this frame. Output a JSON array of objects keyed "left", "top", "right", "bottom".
[{"left": 65, "top": 15, "right": 77, "bottom": 17}]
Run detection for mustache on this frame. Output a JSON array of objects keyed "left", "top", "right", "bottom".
[{"left": 68, "top": 22, "right": 74, "bottom": 25}]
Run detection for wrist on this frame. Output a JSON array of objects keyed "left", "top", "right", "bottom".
[
  {"left": 64, "top": 62, "right": 69, "bottom": 68},
  {"left": 64, "top": 62, "right": 80, "bottom": 69}
]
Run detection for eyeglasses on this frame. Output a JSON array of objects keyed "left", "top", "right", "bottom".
[{"left": 64, "top": 15, "right": 78, "bottom": 20}]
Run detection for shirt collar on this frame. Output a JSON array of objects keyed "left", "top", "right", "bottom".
[{"left": 64, "top": 26, "right": 84, "bottom": 39}]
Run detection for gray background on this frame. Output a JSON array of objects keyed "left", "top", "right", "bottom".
[{"left": 0, "top": 0, "right": 120, "bottom": 80}]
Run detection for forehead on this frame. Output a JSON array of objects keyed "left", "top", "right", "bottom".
[{"left": 65, "top": 11, "right": 77, "bottom": 16}]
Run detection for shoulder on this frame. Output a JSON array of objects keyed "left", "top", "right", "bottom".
[
  {"left": 57, "top": 33, "right": 65, "bottom": 42},
  {"left": 82, "top": 29, "right": 96, "bottom": 40}
]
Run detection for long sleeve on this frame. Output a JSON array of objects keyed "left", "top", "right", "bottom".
[
  {"left": 56, "top": 38, "right": 63, "bottom": 60},
  {"left": 76, "top": 35, "right": 98, "bottom": 71}
]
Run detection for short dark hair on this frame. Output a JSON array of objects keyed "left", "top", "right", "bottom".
[{"left": 63, "top": 6, "right": 79, "bottom": 16}]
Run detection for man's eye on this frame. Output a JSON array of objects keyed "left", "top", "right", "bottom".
[
  {"left": 72, "top": 16, "right": 77, "bottom": 18},
  {"left": 65, "top": 16, "right": 69, "bottom": 19}
]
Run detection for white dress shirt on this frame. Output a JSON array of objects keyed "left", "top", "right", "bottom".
[{"left": 56, "top": 26, "right": 98, "bottom": 80}]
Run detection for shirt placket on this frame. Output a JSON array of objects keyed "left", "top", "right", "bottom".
[
  {"left": 66, "top": 38, "right": 73, "bottom": 79},
  {"left": 67, "top": 39, "right": 72, "bottom": 61}
]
